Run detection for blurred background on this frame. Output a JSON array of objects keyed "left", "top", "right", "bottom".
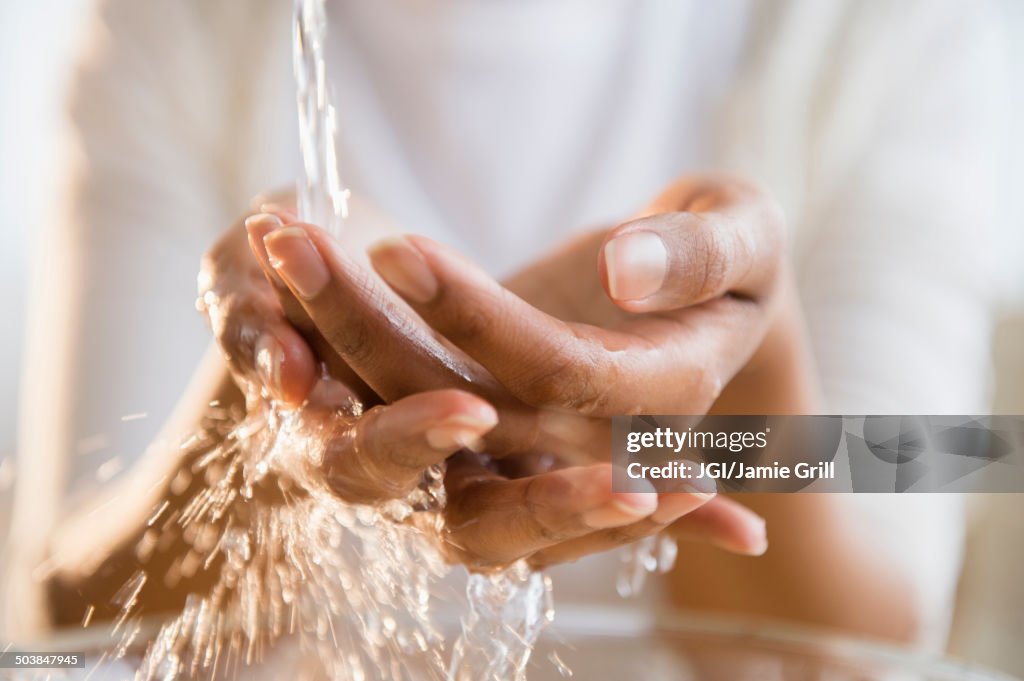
[{"left": 0, "top": 0, "right": 1023, "bottom": 675}]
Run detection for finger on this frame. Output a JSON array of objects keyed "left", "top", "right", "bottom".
[
  {"left": 600, "top": 176, "right": 784, "bottom": 313},
  {"left": 255, "top": 200, "right": 298, "bottom": 223},
  {"left": 263, "top": 224, "right": 565, "bottom": 456},
  {"left": 527, "top": 488, "right": 716, "bottom": 569},
  {"left": 368, "top": 234, "right": 636, "bottom": 414},
  {"left": 670, "top": 495, "right": 768, "bottom": 556},
  {"left": 442, "top": 459, "right": 658, "bottom": 568},
  {"left": 200, "top": 219, "right": 317, "bottom": 405},
  {"left": 321, "top": 390, "right": 498, "bottom": 504},
  {"left": 252, "top": 323, "right": 318, "bottom": 405},
  {"left": 262, "top": 223, "right": 555, "bottom": 457},
  {"left": 263, "top": 225, "right": 489, "bottom": 400},
  {"left": 370, "top": 234, "right": 766, "bottom": 415},
  {"left": 245, "top": 213, "right": 376, "bottom": 404},
  {"left": 248, "top": 188, "right": 298, "bottom": 218}
]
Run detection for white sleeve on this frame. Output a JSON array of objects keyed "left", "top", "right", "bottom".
[
  {"left": 721, "top": 0, "right": 1007, "bottom": 651},
  {"left": 792, "top": 0, "right": 1007, "bottom": 650},
  {"left": 6, "top": 0, "right": 262, "bottom": 635},
  {"left": 23, "top": 0, "right": 238, "bottom": 502},
  {"left": 796, "top": 0, "right": 1008, "bottom": 415}
]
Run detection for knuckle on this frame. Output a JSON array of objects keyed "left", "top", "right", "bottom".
[
  {"left": 214, "top": 295, "right": 261, "bottom": 348},
  {"left": 694, "top": 226, "right": 730, "bottom": 301},
  {"left": 441, "top": 292, "right": 494, "bottom": 343},
  {"left": 517, "top": 364, "right": 577, "bottom": 409},
  {"left": 327, "top": 421, "right": 414, "bottom": 502},
  {"left": 517, "top": 342, "right": 613, "bottom": 415},
  {"left": 323, "top": 314, "right": 376, "bottom": 366},
  {"left": 523, "top": 514, "right": 564, "bottom": 546},
  {"left": 732, "top": 223, "right": 757, "bottom": 271},
  {"left": 444, "top": 507, "right": 530, "bottom": 567},
  {"left": 521, "top": 478, "right": 569, "bottom": 543},
  {"left": 363, "top": 407, "right": 430, "bottom": 472},
  {"left": 384, "top": 444, "right": 429, "bottom": 471}
]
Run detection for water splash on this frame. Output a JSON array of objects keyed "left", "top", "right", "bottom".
[
  {"left": 86, "top": 389, "right": 555, "bottom": 680},
  {"left": 448, "top": 566, "right": 553, "bottom": 681},
  {"left": 617, "top": 535, "right": 678, "bottom": 599},
  {"left": 114, "top": 401, "right": 451, "bottom": 680}
]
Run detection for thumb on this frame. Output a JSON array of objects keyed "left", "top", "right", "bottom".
[{"left": 600, "top": 205, "right": 780, "bottom": 313}]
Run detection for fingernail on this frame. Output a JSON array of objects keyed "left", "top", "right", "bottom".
[
  {"left": 750, "top": 518, "right": 769, "bottom": 556},
  {"left": 650, "top": 486, "right": 715, "bottom": 523},
  {"left": 604, "top": 231, "right": 668, "bottom": 301},
  {"left": 368, "top": 236, "right": 439, "bottom": 303},
  {"left": 255, "top": 333, "right": 284, "bottom": 400},
  {"left": 245, "top": 214, "right": 285, "bottom": 279},
  {"left": 244, "top": 212, "right": 283, "bottom": 236},
  {"left": 679, "top": 477, "right": 717, "bottom": 500},
  {"left": 259, "top": 202, "right": 291, "bottom": 217},
  {"left": 583, "top": 494, "right": 657, "bottom": 529},
  {"left": 425, "top": 414, "right": 496, "bottom": 451},
  {"left": 264, "top": 227, "right": 330, "bottom": 299}
]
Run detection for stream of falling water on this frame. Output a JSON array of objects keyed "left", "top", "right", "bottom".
[{"left": 294, "top": 0, "right": 347, "bottom": 239}]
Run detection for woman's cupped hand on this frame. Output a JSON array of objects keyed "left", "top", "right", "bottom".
[{"left": 198, "top": 177, "right": 786, "bottom": 570}]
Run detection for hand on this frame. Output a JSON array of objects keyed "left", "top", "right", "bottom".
[
  {"left": 369, "top": 175, "right": 788, "bottom": 417},
  {"left": 197, "top": 195, "right": 499, "bottom": 503},
  {"left": 204, "top": 208, "right": 728, "bottom": 569},
  {"left": 457, "top": 174, "right": 818, "bottom": 415},
  {"left": 249, "top": 176, "right": 783, "bottom": 567},
  {"left": 201, "top": 198, "right": 694, "bottom": 554}
]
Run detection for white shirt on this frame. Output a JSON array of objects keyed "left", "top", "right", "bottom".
[{"left": 6, "top": 0, "right": 1008, "bottom": 656}]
